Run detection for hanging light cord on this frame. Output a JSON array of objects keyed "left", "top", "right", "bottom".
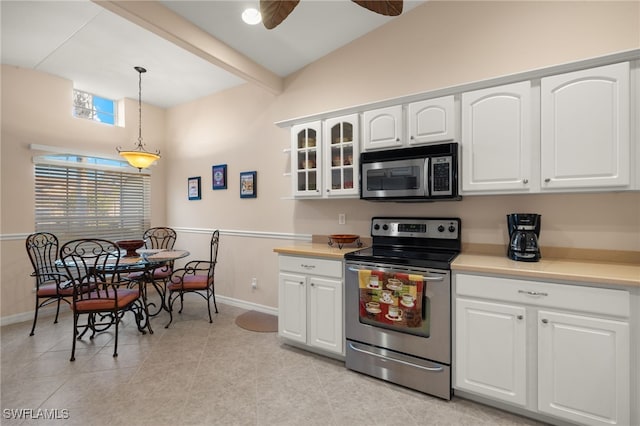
[{"left": 135, "top": 66, "right": 146, "bottom": 148}]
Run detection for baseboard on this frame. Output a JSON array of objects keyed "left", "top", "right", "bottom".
[
  {"left": 215, "top": 295, "right": 278, "bottom": 316},
  {"left": 1, "top": 297, "right": 277, "bottom": 327}
]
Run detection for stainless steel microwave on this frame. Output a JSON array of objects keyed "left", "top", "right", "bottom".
[{"left": 360, "top": 143, "right": 460, "bottom": 201}]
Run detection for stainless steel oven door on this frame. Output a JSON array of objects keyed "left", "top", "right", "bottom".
[{"left": 345, "top": 261, "right": 451, "bottom": 364}]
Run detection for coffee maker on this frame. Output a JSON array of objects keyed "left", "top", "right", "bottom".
[{"left": 507, "top": 213, "right": 541, "bottom": 262}]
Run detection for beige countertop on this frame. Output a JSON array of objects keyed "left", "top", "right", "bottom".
[
  {"left": 452, "top": 253, "right": 640, "bottom": 288},
  {"left": 273, "top": 242, "right": 364, "bottom": 260},
  {"left": 274, "top": 240, "right": 640, "bottom": 289}
]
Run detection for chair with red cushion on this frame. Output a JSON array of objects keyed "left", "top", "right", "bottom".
[
  {"left": 125, "top": 227, "right": 177, "bottom": 314},
  {"left": 165, "top": 230, "right": 219, "bottom": 328},
  {"left": 25, "top": 232, "right": 72, "bottom": 336},
  {"left": 59, "top": 238, "right": 146, "bottom": 361}
]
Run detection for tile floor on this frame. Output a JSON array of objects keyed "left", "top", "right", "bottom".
[{"left": 1, "top": 298, "right": 546, "bottom": 425}]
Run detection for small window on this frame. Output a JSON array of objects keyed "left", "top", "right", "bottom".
[{"left": 73, "top": 89, "right": 116, "bottom": 125}]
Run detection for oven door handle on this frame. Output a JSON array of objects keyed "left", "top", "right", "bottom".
[
  {"left": 347, "top": 266, "right": 444, "bottom": 281},
  {"left": 348, "top": 342, "right": 445, "bottom": 372}
]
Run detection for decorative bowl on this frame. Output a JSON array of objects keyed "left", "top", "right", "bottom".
[
  {"left": 329, "top": 234, "right": 360, "bottom": 245},
  {"left": 116, "top": 239, "right": 145, "bottom": 257}
]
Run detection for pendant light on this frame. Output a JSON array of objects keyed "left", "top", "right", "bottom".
[{"left": 117, "top": 66, "right": 160, "bottom": 171}]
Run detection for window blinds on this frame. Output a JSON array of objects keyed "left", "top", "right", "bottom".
[{"left": 35, "top": 163, "right": 150, "bottom": 245}]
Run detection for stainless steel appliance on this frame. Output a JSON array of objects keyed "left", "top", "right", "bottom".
[
  {"left": 507, "top": 213, "right": 541, "bottom": 262},
  {"left": 344, "top": 217, "right": 461, "bottom": 400},
  {"left": 360, "top": 143, "right": 460, "bottom": 202}
]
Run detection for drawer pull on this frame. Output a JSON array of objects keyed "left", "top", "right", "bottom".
[
  {"left": 301, "top": 264, "right": 316, "bottom": 269},
  {"left": 541, "top": 318, "right": 549, "bottom": 324},
  {"left": 518, "top": 290, "right": 548, "bottom": 297}
]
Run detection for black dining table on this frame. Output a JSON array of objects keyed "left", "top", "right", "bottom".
[
  {"left": 58, "top": 248, "right": 190, "bottom": 334},
  {"left": 113, "top": 248, "right": 190, "bottom": 333}
]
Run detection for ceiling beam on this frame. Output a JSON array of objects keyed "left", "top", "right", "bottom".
[{"left": 94, "top": 0, "right": 283, "bottom": 95}]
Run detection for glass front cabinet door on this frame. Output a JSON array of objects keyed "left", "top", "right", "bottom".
[
  {"left": 291, "top": 121, "right": 322, "bottom": 197},
  {"left": 324, "top": 114, "right": 359, "bottom": 197}
]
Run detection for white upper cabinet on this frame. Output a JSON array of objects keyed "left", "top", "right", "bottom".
[
  {"left": 291, "top": 121, "right": 322, "bottom": 198},
  {"left": 541, "top": 62, "right": 630, "bottom": 190},
  {"left": 362, "top": 105, "right": 403, "bottom": 150},
  {"left": 408, "top": 96, "right": 456, "bottom": 146},
  {"left": 324, "top": 114, "right": 359, "bottom": 197},
  {"left": 461, "top": 81, "right": 533, "bottom": 193}
]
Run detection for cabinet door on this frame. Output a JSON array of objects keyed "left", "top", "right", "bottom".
[
  {"left": 541, "top": 62, "right": 630, "bottom": 190},
  {"left": 324, "top": 114, "right": 359, "bottom": 197},
  {"left": 291, "top": 121, "right": 322, "bottom": 197},
  {"left": 461, "top": 81, "right": 533, "bottom": 193},
  {"left": 308, "top": 276, "right": 343, "bottom": 355},
  {"left": 455, "top": 298, "right": 527, "bottom": 406},
  {"left": 362, "top": 105, "right": 403, "bottom": 151},
  {"left": 407, "top": 96, "right": 455, "bottom": 145},
  {"left": 538, "top": 310, "right": 630, "bottom": 426},
  {"left": 278, "top": 272, "right": 307, "bottom": 343}
]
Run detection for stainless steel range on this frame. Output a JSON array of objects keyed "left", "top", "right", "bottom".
[{"left": 344, "top": 217, "right": 461, "bottom": 400}]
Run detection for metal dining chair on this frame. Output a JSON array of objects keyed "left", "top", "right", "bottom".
[
  {"left": 25, "top": 232, "right": 72, "bottom": 336},
  {"left": 59, "top": 238, "right": 146, "bottom": 361},
  {"left": 125, "top": 227, "right": 177, "bottom": 315},
  {"left": 165, "top": 230, "right": 219, "bottom": 328}
]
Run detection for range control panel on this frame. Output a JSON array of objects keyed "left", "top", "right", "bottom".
[{"left": 371, "top": 217, "right": 460, "bottom": 240}]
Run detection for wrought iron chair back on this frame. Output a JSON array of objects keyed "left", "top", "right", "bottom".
[
  {"left": 165, "top": 230, "right": 219, "bottom": 328},
  {"left": 126, "top": 227, "right": 177, "bottom": 316},
  {"left": 143, "top": 227, "right": 177, "bottom": 250},
  {"left": 59, "top": 238, "right": 146, "bottom": 361},
  {"left": 25, "top": 232, "right": 71, "bottom": 336}
]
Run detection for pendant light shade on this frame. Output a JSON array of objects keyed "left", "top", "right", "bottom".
[{"left": 117, "top": 66, "right": 160, "bottom": 171}]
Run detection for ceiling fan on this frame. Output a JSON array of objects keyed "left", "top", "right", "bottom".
[{"left": 260, "top": 0, "right": 404, "bottom": 30}]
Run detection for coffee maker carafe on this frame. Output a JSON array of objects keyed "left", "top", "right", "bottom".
[{"left": 507, "top": 213, "right": 541, "bottom": 262}]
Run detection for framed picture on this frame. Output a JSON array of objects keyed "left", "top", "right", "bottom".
[
  {"left": 212, "top": 164, "right": 227, "bottom": 190},
  {"left": 188, "top": 176, "right": 201, "bottom": 200},
  {"left": 240, "top": 171, "right": 257, "bottom": 198}
]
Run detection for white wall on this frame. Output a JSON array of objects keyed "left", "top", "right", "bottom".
[
  {"left": 2, "top": 1, "right": 639, "bottom": 320},
  {"left": 164, "top": 1, "right": 640, "bottom": 310}
]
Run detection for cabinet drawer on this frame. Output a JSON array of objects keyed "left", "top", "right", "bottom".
[
  {"left": 455, "top": 274, "right": 629, "bottom": 318},
  {"left": 279, "top": 255, "right": 343, "bottom": 278}
]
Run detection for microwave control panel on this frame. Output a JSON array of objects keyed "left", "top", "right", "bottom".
[{"left": 430, "top": 156, "right": 453, "bottom": 196}]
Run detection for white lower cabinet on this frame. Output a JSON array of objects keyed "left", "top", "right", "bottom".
[
  {"left": 537, "top": 310, "right": 629, "bottom": 426},
  {"left": 454, "top": 273, "right": 631, "bottom": 426},
  {"left": 278, "top": 255, "right": 344, "bottom": 356},
  {"left": 456, "top": 298, "right": 527, "bottom": 406}
]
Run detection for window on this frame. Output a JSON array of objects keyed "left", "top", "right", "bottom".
[
  {"left": 73, "top": 89, "right": 116, "bottom": 125},
  {"left": 35, "top": 155, "right": 150, "bottom": 244}
]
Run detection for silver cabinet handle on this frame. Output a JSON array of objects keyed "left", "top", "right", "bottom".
[
  {"left": 544, "top": 178, "right": 551, "bottom": 183},
  {"left": 541, "top": 318, "right": 549, "bottom": 324},
  {"left": 396, "top": 138, "right": 400, "bottom": 141},
  {"left": 301, "top": 264, "right": 316, "bottom": 269},
  {"left": 518, "top": 290, "right": 548, "bottom": 297},
  {"left": 410, "top": 135, "right": 415, "bottom": 140},
  {"left": 522, "top": 179, "right": 529, "bottom": 184},
  {"left": 517, "top": 315, "right": 524, "bottom": 320}
]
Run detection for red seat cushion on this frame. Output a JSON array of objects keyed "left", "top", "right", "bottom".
[
  {"left": 37, "top": 281, "right": 95, "bottom": 297},
  {"left": 167, "top": 275, "right": 210, "bottom": 291},
  {"left": 73, "top": 288, "right": 140, "bottom": 312}
]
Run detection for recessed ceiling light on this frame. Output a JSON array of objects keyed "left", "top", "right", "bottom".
[{"left": 242, "top": 8, "right": 262, "bottom": 25}]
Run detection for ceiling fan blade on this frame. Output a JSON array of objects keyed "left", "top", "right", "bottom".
[
  {"left": 260, "top": 0, "right": 301, "bottom": 29},
  {"left": 352, "top": 0, "right": 403, "bottom": 17}
]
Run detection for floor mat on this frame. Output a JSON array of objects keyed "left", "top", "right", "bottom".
[{"left": 235, "top": 310, "right": 278, "bottom": 332}]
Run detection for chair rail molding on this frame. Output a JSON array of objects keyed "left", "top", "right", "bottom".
[{"left": 173, "top": 227, "right": 312, "bottom": 241}]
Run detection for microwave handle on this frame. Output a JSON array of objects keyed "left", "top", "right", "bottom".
[{"left": 423, "top": 157, "right": 430, "bottom": 197}]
